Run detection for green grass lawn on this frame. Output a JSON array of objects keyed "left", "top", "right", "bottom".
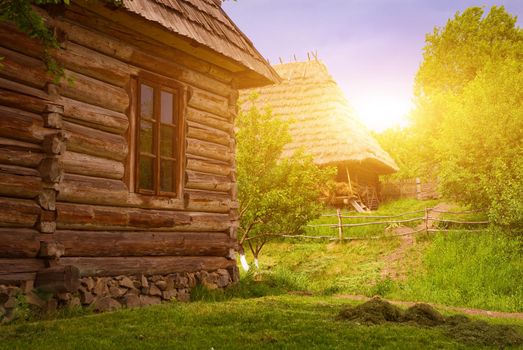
[{"left": 1, "top": 295, "right": 522, "bottom": 350}]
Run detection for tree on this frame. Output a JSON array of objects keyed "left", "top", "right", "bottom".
[
  {"left": 236, "top": 96, "right": 334, "bottom": 270},
  {"left": 409, "top": 6, "right": 523, "bottom": 180},
  {"left": 409, "top": 6, "right": 523, "bottom": 229},
  {"left": 438, "top": 60, "right": 523, "bottom": 229}
]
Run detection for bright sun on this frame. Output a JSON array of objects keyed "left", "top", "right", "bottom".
[{"left": 351, "top": 95, "right": 412, "bottom": 132}]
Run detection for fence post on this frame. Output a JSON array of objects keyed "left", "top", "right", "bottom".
[
  {"left": 416, "top": 177, "right": 421, "bottom": 200},
  {"left": 424, "top": 207, "right": 429, "bottom": 234},
  {"left": 337, "top": 208, "right": 343, "bottom": 241}
]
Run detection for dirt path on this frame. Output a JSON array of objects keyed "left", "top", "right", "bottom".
[
  {"left": 336, "top": 294, "right": 523, "bottom": 320},
  {"left": 379, "top": 202, "right": 452, "bottom": 280}
]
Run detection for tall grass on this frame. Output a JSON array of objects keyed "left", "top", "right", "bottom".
[{"left": 390, "top": 229, "right": 523, "bottom": 312}]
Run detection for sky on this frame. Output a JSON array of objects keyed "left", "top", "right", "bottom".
[{"left": 222, "top": 0, "right": 523, "bottom": 132}]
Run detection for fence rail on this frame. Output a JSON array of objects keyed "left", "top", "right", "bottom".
[{"left": 293, "top": 207, "right": 489, "bottom": 242}]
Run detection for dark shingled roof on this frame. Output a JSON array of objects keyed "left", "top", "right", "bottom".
[{"left": 121, "top": 0, "right": 279, "bottom": 86}]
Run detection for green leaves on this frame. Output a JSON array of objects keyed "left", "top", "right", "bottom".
[
  {"left": 379, "top": 6, "right": 523, "bottom": 230},
  {"left": 236, "top": 95, "right": 334, "bottom": 254}
]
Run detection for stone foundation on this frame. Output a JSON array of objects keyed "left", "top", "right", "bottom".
[{"left": 0, "top": 267, "right": 238, "bottom": 323}]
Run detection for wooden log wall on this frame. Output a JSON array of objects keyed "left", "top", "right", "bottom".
[{"left": 0, "top": 4, "right": 241, "bottom": 282}]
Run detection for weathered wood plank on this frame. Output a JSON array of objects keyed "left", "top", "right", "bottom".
[
  {"left": 187, "top": 156, "right": 231, "bottom": 176},
  {"left": 0, "top": 77, "right": 49, "bottom": 101},
  {"left": 186, "top": 138, "right": 231, "bottom": 163},
  {"left": 64, "top": 121, "right": 128, "bottom": 161},
  {"left": 60, "top": 96, "right": 129, "bottom": 135},
  {"left": 186, "top": 107, "right": 233, "bottom": 134},
  {"left": 0, "top": 229, "right": 39, "bottom": 258},
  {"left": 60, "top": 70, "right": 129, "bottom": 113},
  {"left": 62, "top": 151, "right": 124, "bottom": 180},
  {"left": 59, "top": 256, "right": 235, "bottom": 277},
  {"left": 189, "top": 87, "right": 230, "bottom": 119},
  {"left": 185, "top": 170, "right": 231, "bottom": 192},
  {"left": 56, "top": 202, "right": 192, "bottom": 231},
  {"left": 0, "top": 165, "right": 42, "bottom": 199},
  {"left": 57, "top": 174, "right": 129, "bottom": 206},
  {"left": 0, "top": 197, "right": 40, "bottom": 228},
  {"left": 0, "top": 147, "right": 44, "bottom": 168},
  {"left": 0, "top": 258, "right": 45, "bottom": 274},
  {"left": 0, "top": 88, "right": 48, "bottom": 114},
  {"left": 0, "top": 272, "right": 37, "bottom": 285},
  {"left": 186, "top": 213, "right": 231, "bottom": 232},
  {"left": 56, "top": 42, "right": 134, "bottom": 88},
  {"left": 0, "top": 47, "right": 48, "bottom": 89},
  {"left": 43, "top": 231, "right": 235, "bottom": 257},
  {"left": 185, "top": 190, "right": 230, "bottom": 213},
  {"left": 187, "top": 121, "right": 232, "bottom": 146},
  {"left": 35, "top": 265, "right": 80, "bottom": 293},
  {"left": 0, "top": 106, "right": 54, "bottom": 144}
]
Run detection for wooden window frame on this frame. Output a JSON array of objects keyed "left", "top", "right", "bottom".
[{"left": 134, "top": 72, "right": 186, "bottom": 199}]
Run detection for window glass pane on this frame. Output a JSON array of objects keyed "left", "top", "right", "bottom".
[
  {"left": 141, "top": 84, "right": 154, "bottom": 120},
  {"left": 160, "top": 125, "right": 174, "bottom": 157},
  {"left": 139, "top": 156, "right": 154, "bottom": 190},
  {"left": 140, "top": 120, "right": 154, "bottom": 154},
  {"left": 160, "top": 160, "right": 174, "bottom": 192},
  {"left": 161, "top": 91, "right": 173, "bottom": 124}
]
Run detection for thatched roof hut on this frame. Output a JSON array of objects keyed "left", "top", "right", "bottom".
[
  {"left": 240, "top": 59, "right": 399, "bottom": 210},
  {"left": 241, "top": 60, "right": 397, "bottom": 173}
]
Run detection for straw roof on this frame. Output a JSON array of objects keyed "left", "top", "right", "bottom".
[
  {"left": 240, "top": 60, "right": 399, "bottom": 174},
  {"left": 119, "top": 0, "right": 279, "bottom": 87}
]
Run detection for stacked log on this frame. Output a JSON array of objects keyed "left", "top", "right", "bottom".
[{"left": 0, "top": 2, "right": 243, "bottom": 307}]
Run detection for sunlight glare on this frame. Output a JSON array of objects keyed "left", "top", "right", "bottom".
[{"left": 351, "top": 96, "right": 412, "bottom": 132}]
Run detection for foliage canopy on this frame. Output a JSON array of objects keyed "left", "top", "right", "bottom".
[{"left": 376, "top": 6, "right": 523, "bottom": 229}]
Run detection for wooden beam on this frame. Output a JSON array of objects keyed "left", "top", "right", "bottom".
[
  {"left": 59, "top": 256, "right": 236, "bottom": 277},
  {"left": 0, "top": 197, "right": 40, "bottom": 228},
  {"left": 0, "top": 229, "right": 40, "bottom": 258},
  {"left": 0, "top": 165, "right": 42, "bottom": 199},
  {"left": 41, "top": 231, "right": 236, "bottom": 257},
  {"left": 64, "top": 121, "right": 128, "bottom": 161},
  {"left": 35, "top": 265, "right": 80, "bottom": 293},
  {"left": 56, "top": 202, "right": 192, "bottom": 231},
  {"left": 62, "top": 151, "right": 125, "bottom": 180},
  {"left": 60, "top": 96, "right": 129, "bottom": 135}
]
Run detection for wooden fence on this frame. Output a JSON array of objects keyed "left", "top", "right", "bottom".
[
  {"left": 272, "top": 207, "right": 489, "bottom": 242},
  {"left": 380, "top": 178, "right": 439, "bottom": 202}
]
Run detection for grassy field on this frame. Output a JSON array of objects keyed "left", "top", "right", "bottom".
[
  {"left": 1, "top": 295, "right": 522, "bottom": 350},
  {"left": 247, "top": 199, "right": 523, "bottom": 312},
  {"left": 388, "top": 229, "right": 523, "bottom": 312}
]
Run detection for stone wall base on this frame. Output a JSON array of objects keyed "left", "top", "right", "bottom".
[{"left": 0, "top": 267, "right": 238, "bottom": 323}]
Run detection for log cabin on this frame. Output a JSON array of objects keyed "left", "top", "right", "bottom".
[
  {"left": 0, "top": 0, "right": 279, "bottom": 310},
  {"left": 240, "top": 60, "right": 398, "bottom": 211}
]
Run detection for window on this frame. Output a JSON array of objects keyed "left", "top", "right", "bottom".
[{"left": 135, "top": 76, "right": 185, "bottom": 197}]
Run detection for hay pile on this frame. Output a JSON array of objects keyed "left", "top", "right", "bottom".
[{"left": 338, "top": 297, "right": 523, "bottom": 348}]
